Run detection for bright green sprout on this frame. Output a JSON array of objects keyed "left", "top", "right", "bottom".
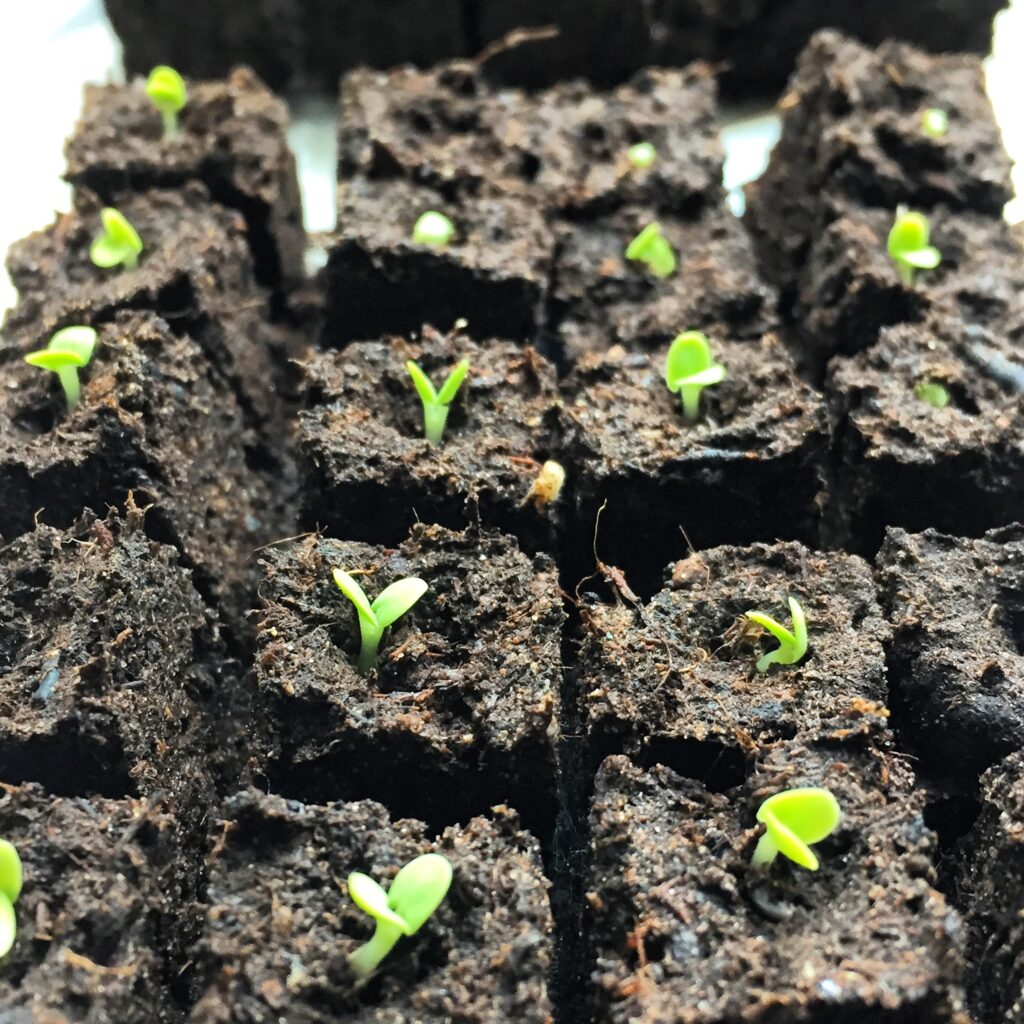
[
  {"left": 347, "top": 853, "right": 452, "bottom": 978},
  {"left": 146, "top": 65, "right": 187, "bottom": 138},
  {"left": 626, "top": 222, "right": 676, "bottom": 279},
  {"left": 751, "top": 787, "right": 841, "bottom": 872},
  {"left": 0, "top": 839, "right": 23, "bottom": 958},
  {"left": 406, "top": 358, "right": 470, "bottom": 446},
  {"left": 745, "top": 596, "right": 808, "bottom": 673},
  {"left": 90, "top": 208, "right": 143, "bottom": 272},
  {"left": 887, "top": 209, "right": 941, "bottom": 286},
  {"left": 412, "top": 211, "right": 455, "bottom": 248},
  {"left": 23, "top": 326, "right": 98, "bottom": 411},
  {"left": 333, "top": 569, "right": 428, "bottom": 674},
  {"left": 921, "top": 108, "right": 949, "bottom": 138},
  {"left": 627, "top": 142, "right": 657, "bottom": 169},
  {"left": 665, "top": 331, "right": 726, "bottom": 423},
  {"left": 915, "top": 379, "right": 950, "bottom": 409}
]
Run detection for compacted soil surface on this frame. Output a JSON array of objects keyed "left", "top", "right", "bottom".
[{"left": 1, "top": 26, "right": 1022, "bottom": 1024}]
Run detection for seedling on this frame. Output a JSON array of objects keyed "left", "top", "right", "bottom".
[
  {"left": 626, "top": 222, "right": 676, "bottom": 278},
  {"left": 146, "top": 65, "right": 187, "bottom": 138},
  {"left": 90, "top": 208, "right": 143, "bottom": 271},
  {"left": 347, "top": 853, "right": 452, "bottom": 978},
  {"left": 406, "top": 358, "right": 470, "bottom": 445},
  {"left": 333, "top": 569, "right": 427, "bottom": 673},
  {"left": 922, "top": 108, "right": 949, "bottom": 138},
  {"left": 412, "top": 211, "right": 455, "bottom": 248},
  {"left": 0, "top": 839, "right": 23, "bottom": 957},
  {"left": 24, "top": 326, "right": 98, "bottom": 411},
  {"left": 745, "top": 596, "right": 807, "bottom": 672},
  {"left": 751, "top": 787, "right": 841, "bottom": 871},
  {"left": 915, "top": 379, "right": 950, "bottom": 409},
  {"left": 665, "top": 331, "right": 726, "bottom": 423},
  {"left": 887, "top": 209, "right": 941, "bottom": 285},
  {"left": 627, "top": 142, "right": 657, "bottom": 169}
]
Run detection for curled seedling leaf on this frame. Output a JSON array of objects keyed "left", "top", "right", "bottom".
[
  {"left": 887, "top": 209, "right": 941, "bottom": 286},
  {"left": 665, "top": 331, "right": 726, "bottom": 423},
  {"left": 146, "top": 65, "right": 187, "bottom": 138},
  {"left": 412, "top": 211, "right": 455, "bottom": 248},
  {"left": 348, "top": 853, "right": 453, "bottom": 978},
  {"left": 23, "top": 325, "right": 98, "bottom": 411},
  {"left": 406, "top": 358, "right": 470, "bottom": 445},
  {"left": 627, "top": 142, "right": 656, "bottom": 169},
  {"left": 0, "top": 839, "right": 23, "bottom": 958},
  {"left": 921, "top": 107, "right": 949, "bottom": 138},
  {"left": 333, "top": 569, "right": 427, "bottom": 673},
  {"left": 751, "top": 787, "right": 841, "bottom": 872},
  {"left": 745, "top": 596, "right": 807, "bottom": 673},
  {"left": 90, "top": 208, "right": 143, "bottom": 272},
  {"left": 626, "top": 222, "right": 676, "bottom": 279},
  {"left": 915, "top": 379, "right": 950, "bottom": 409}
]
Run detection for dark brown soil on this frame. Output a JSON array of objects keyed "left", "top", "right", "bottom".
[{"left": 190, "top": 789, "right": 553, "bottom": 1023}]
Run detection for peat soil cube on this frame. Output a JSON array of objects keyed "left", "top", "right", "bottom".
[
  {"left": 587, "top": 743, "right": 967, "bottom": 1024},
  {"left": 0, "top": 311, "right": 297, "bottom": 639},
  {"left": 0, "top": 783, "right": 197, "bottom": 1023},
  {"left": 876, "top": 525, "right": 1024, "bottom": 785},
  {"left": 299, "top": 329, "right": 564, "bottom": 551},
  {"left": 561, "top": 336, "right": 826, "bottom": 594},
  {"left": 323, "top": 177, "right": 554, "bottom": 344},
  {"left": 64, "top": 66, "right": 305, "bottom": 291},
  {"left": 190, "top": 789, "right": 554, "bottom": 1023},
  {"left": 252, "top": 525, "right": 564, "bottom": 836},
  {"left": 578, "top": 541, "right": 891, "bottom": 775},
  {"left": 828, "top": 321, "right": 1024, "bottom": 549}
]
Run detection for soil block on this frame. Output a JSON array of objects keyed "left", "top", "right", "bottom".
[
  {"left": 251, "top": 524, "right": 564, "bottom": 835},
  {"left": 876, "top": 524, "right": 1024, "bottom": 785},
  {"left": 64, "top": 66, "right": 305, "bottom": 292},
  {"left": 828, "top": 320, "right": 1024, "bottom": 548},
  {"left": 958, "top": 751, "right": 1024, "bottom": 1024},
  {"left": 0, "top": 311, "right": 296, "bottom": 638},
  {"left": 578, "top": 540, "right": 891, "bottom": 775},
  {"left": 562, "top": 337, "right": 827, "bottom": 594},
  {"left": 587, "top": 743, "right": 967, "bottom": 1024},
  {"left": 323, "top": 177, "right": 554, "bottom": 344},
  {"left": 747, "top": 31, "right": 1012, "bottom": 294},
  {"left": 0, "top": 782, "right": 195, "bottom": 1023},
  {"left": 189, "top": 789, "right": 552, "bottom": 1023},
  {"left": 299, "top": 329, "right": 564, "bottom": 550}
]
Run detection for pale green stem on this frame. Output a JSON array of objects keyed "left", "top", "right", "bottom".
[
  {"left": 349, "top": 919, "right": 403, "bottom": 978},
  {"left": 680, "top": 384, "right": 701, "bottom": 424},
  {"left": 162, "top": 110, "right": 179, "bottom": 139},
  {"left": 124, "top": 251, "right": 139, "bottom": 271},
  {"left": 57, "top": 367, "right": 81, "bottom": 411},
  {"left": 358, "top": 619, "right": 383, "bottom": 674},
  {"left": 423, "top": 403, "right": 450, "bottom": 446},
  {"left": 896, "top": 260, "right": 914, "bottom": 286},
  {"left": 751, "top": 832, "right": 778, "bottom": 868}
]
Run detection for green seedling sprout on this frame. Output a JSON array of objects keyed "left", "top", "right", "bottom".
[
  {"left": 915, "top": 379, "right": 950, "bottom": 409},
  {"left": 23, "top": 326, "right": 97, "bottom": 411},
  {"left": 922, "top": 108, "right": 949, "bottom": 138},
  {"left": 333, "top": 569, "right": 427, "bottom": 674},
  {"left": 627, "top": 142, "right": 657, "bottom": 169},
  {"left": 412, "top": 211, "right": 455, "bottom": 248},
  {"left": 626, "top": 222, "right": 676, "bottom": 278},
  {"left": 347, "top": 853, "right": 452, "bottom": 978},
  {"left": 0, "top": 839, "right": 23, "bottom": 958},
  {"left": 751, "top": 787, "right": 841, "bottom": 872},
  {"left": 406, "top": 358, "right": 470, "bottom": 445},
  {"left": 90, "top": 208, "right": 143, "bottom": 271},
  {"left": 665, "top": 331, "right": 726, "bottom": 423},
  {"left": 146, "top": 65, "right": 187, "bottom": 138},
  {"left": 745, "top": 596, "right": 808, "bottom": 673},
  {"left": 887, "top": 209, "right": 941, "bottom": 286}
]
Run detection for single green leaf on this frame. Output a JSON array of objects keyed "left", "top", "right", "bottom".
[
  {"left": 787, "top": 596, "right": 807, "bottom": 659},
  {"left": 102, "top": 208, "right": 143, "bottom": 253},
  {"left": 89, "top": 236, "right": 128, "bottom": 268},
  {"left": 406, "top": 360, "right": 439, "bottom": 405},
  {"left": 387, "top": 854, "right": 452, "bottom": 935},
  {"left": 348, "top": 872, "right": 408, "bottom": 931},
  {"left": 436, "top": 359, "right": 470, "bottom": 405},
  {"left": 24, "top": 350, "right": 83, "bottom": 372},
  {"left": 745, "top": 612, "right": 797, "bottom": 649},
  {"left": 756, "top": 787, "right": 841, "bottom": 871},
  {"left": 0, "top": 892, "right": 14, "bottom": 959},
  {"left": 49, "top": 326, "right": 97, "bottom": 365},
  {"left": 626, "top": 222, "right": 661, "bottom": 261},
  {"left": 332, "top": 569, "right": 377, "bottom": 626},
  {"left": 146, "top": 65, "right": 187, "bottom": 115},
  {"left": 412, "top": 211, "right": 454, "bottom": 247},
  {"left": 665, "top": 332, "right": 712, "bottom": 392},
  {"left": 900, "top": 246, "right": 941, "bottom": 269},
  {"left": 371, "top": 578, "right": 428, "bottom": 630},
  {"left": 0, "top": 841, "right": 22, "bottom": 905},
  {"left": 915, "top": 380, "right": 950, "bottom": 409}
]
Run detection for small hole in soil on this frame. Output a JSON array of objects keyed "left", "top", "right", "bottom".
[
  {"left": 636, "top": 737, "right": 749, "bottom": 792},
  {"left": 518, "top": 151, "right": 541, "bottom": 182},
  {"left": 12, "top": 401, "right": 58, "bottom": 436}
]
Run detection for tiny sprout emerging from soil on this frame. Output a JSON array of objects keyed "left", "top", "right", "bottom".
[
  {"left": 752, "top": 787, "right": 841, "bottom": 872},
  {"left": 332, "top": 569, "right": 427, "bottom": 674},
  {"left": 745, "top": 596, "right": 807, "bottom": 673},
  {"left": 921, "top": 107, "right": 949, "bottom": 138},
  {"left": 627, "top": 142, "right": 657, "bottom": 169},
  {"left": 406, "top": 358, "right": 470, "bottom": 445},
  {"left": 90, "top": 208, "right": 143, "bottom": 272},
  {"left": 665, "top": 331, "right": 726, "bottom": 423},
  {"left": 626, "top": 222, "right": 676, "bottom": 279},
  {"left": 347, "top": 853, "right": 453, "bottom": 978},
  {"left": 524, "top": 459, "right": 566, "bottom": 509},
  {"left": 412, "top": 211, "right": 455, "bottom": 248},
  {"left": 0, "top": 839, "right": 23, "bottom": 957},
  {"left": 915, "top": 379, "right": 950, "bottom": 409},
  {"left": 24, "top": 326, "right": 98, "bottom": 411},
  {"left": 146, "top": 65, "right": 187, "bottom": 138},
  {"left": 887, "top": 209, "right": 941, "bottom": 286}
]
